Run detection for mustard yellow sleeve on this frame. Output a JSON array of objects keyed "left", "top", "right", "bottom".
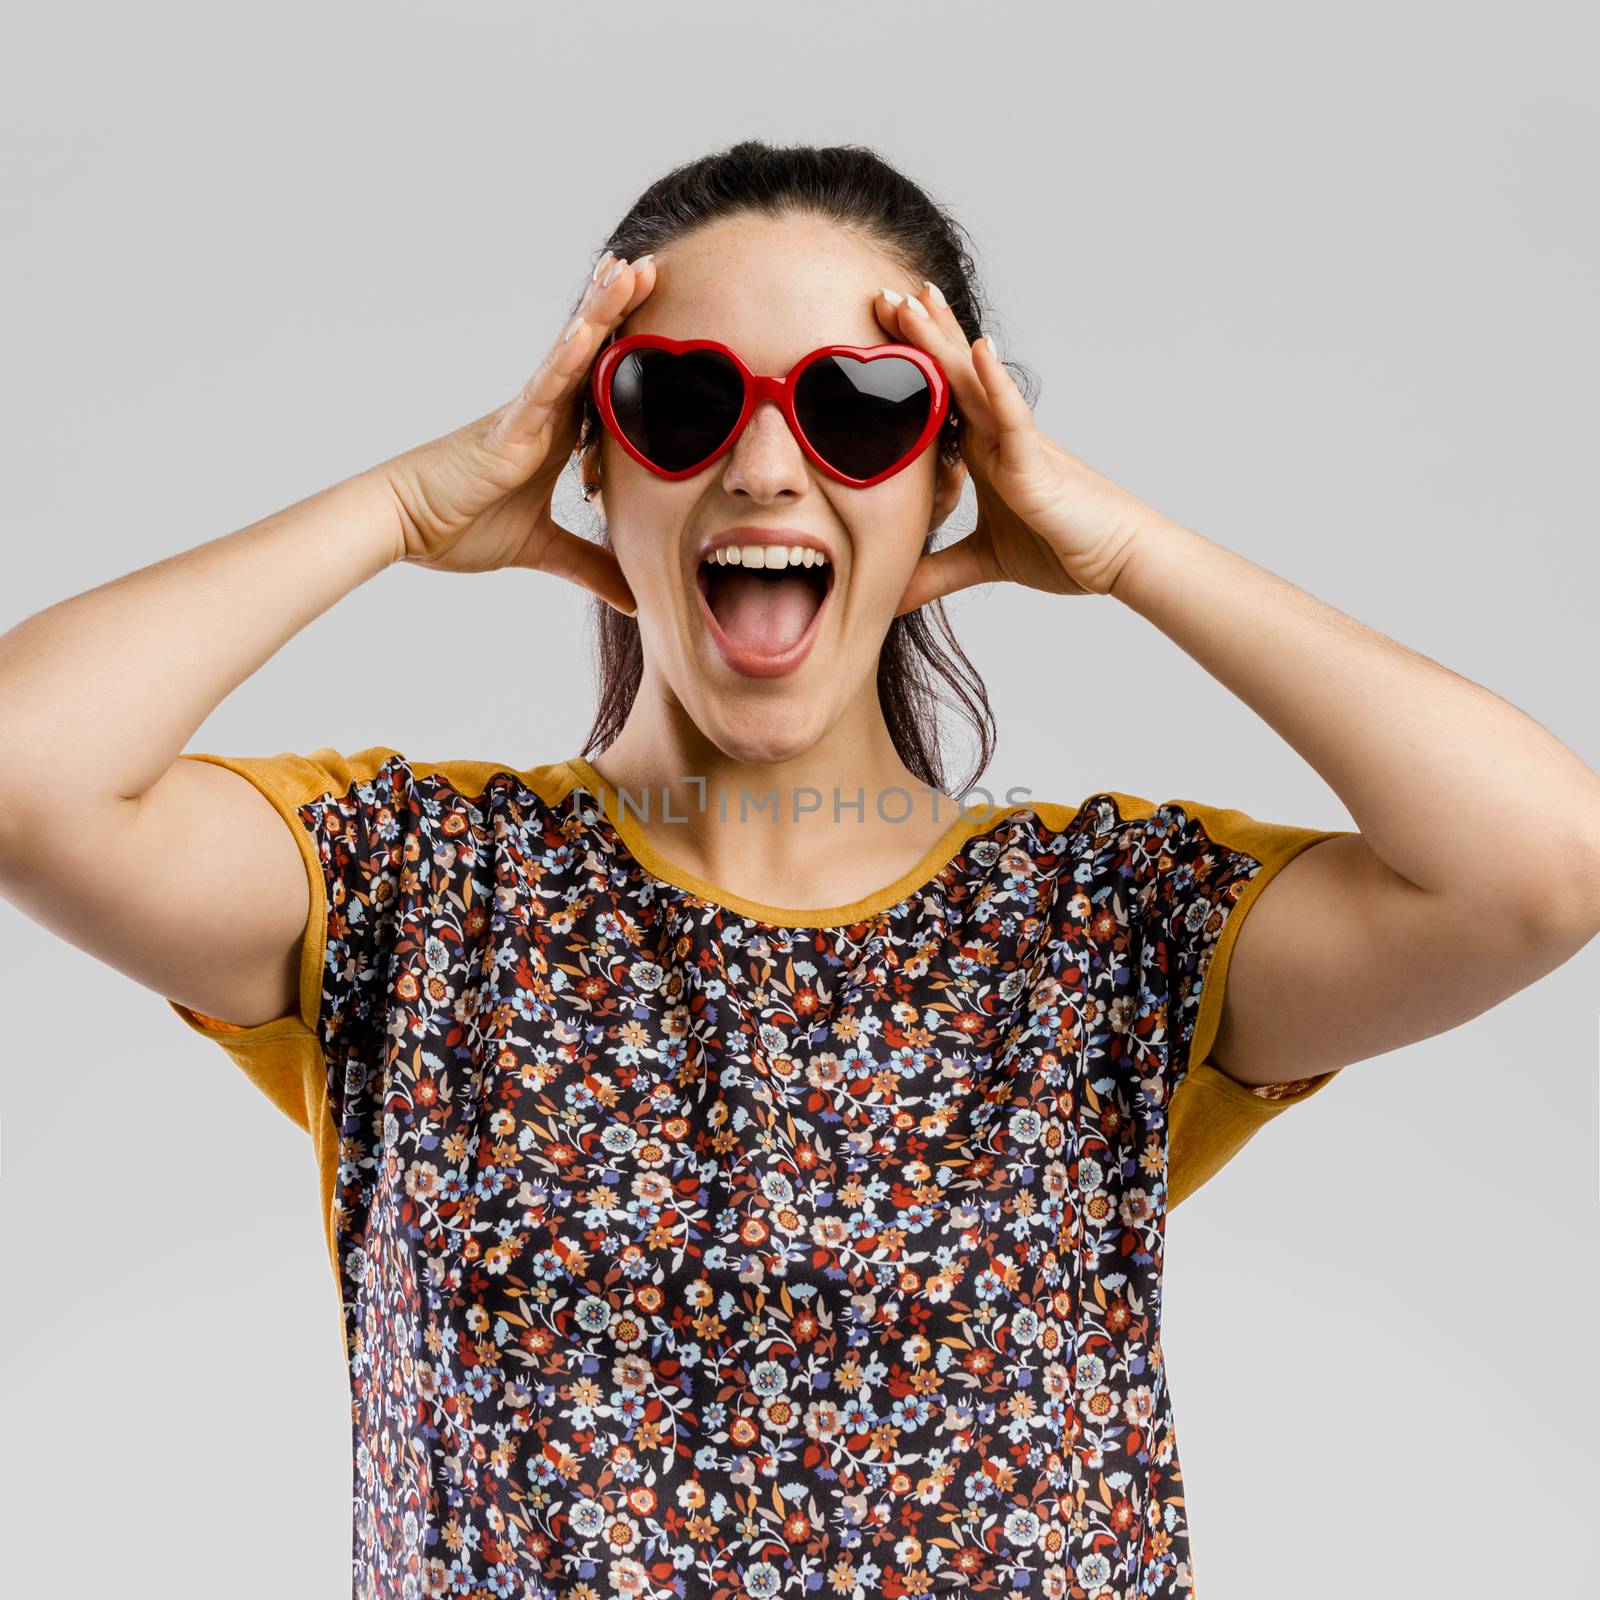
[
  {"left": 1167, "top": 1061, "right": 1339, "bottom": 1209},
  {"left": 1102, "top": 790, "right": 1357, "bottom": 1209},
  {"left": 159, "top": 744, "right": 407, "bottom": 1276}
]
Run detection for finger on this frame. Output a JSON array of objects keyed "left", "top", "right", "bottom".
[
  {"left": 484, "top": 321, "right": 601, "bottom": 460},
  {"left": 972, "top": 335, "right": 1049, "bottom": 476},
  {"left": 490, "top": 253, "right": 661, "bottom": 454},
  {"left": 556, "top": 251, "right": 661, "bottom": 395},
  {"left": 612, "top": 251, "right": 659, "bottom": 318},
  {"left": 875, "top": 284, "right": 995, "bottom": 437},
  {"left": 907, "top": 279, "right": 969, "bottom": 352},
  {"left": 520, "top": 517, "right": 638, "bottom": 615},
  {"left": 583, "top": 250, "right": 661, "bottom": 328},
  {"left": 973, "top": 335, "right": 1033, "bottom": 434},
  {"left": 892, "top": 529, "right": 1001, "bottom": 615}
]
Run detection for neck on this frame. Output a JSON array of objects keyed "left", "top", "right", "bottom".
[{"left": 581, "top": 683, "right": 970, "bottom": 911}]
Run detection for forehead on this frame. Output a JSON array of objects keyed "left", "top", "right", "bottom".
[{"left": 619, "top": 212, "right": 914, "bottom": 371}]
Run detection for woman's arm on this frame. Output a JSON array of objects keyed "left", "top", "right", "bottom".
[
  {"left": 1109, "top": 514, "right": 1600, "bottom": 922},
  {"left": 1105, "top": 512, "right": 1600, "bottom": 1087},
  {"left": 0, "top": 473, "right": 404, "bottom": 1026},
  {"left": 0, "top": 471, "right": 402, "bottom": 820}
]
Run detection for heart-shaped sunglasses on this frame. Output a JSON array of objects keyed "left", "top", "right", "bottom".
[{"left": 590, "top": 332, "right": 954, "bottom": 488}]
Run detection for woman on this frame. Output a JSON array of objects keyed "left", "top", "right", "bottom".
[{"left": 2, "top": 140, "right": 1597, "bottom": 1600}]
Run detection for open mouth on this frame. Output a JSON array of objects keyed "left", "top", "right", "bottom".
[{"left": 695, "top": 545, "right": 835, "bottom": 675}]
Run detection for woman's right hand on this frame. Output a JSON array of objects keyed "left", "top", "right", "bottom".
[{"left": 376, "top": 250, "right": 656, "bottom": 614}]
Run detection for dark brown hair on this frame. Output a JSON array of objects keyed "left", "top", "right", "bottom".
[{"left": 569, "top": 139, "right": 1039, "bottom": 797}]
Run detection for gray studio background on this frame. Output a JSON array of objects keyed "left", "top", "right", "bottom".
[{"left": 3, "top": 3, "right": 1596, "bottom": 1594}]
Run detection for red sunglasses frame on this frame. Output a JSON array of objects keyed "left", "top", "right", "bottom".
[{"left": 590, "top": 332, "right": 953, "bottom": 489}]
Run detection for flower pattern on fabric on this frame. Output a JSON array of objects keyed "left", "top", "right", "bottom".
[{"left": 189, "top": 754, "right": 1339, "bottom": 1600}]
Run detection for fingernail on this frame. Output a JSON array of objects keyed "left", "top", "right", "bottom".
[
  {"left": 903, "top": 293, "right": 929, "bottom": 319},
  {"left": 881, "top": 287, "right": 904, "bottom": 306},
  {"left": 985, "top": 335, "right": 999, "bottom": 356},
  {"left": 601, "top": 258, "right": 627, "bottom": 288},
  {"left": 591, "top": 253, "right": 611, "bottom": 283},
  {"left": 563, "top": 317, "right": 584, "bottom": 343},
  {"left": 632, "top": 253, "right": 655, "bottom": 270},
  {"left": 925, "top": 280, "right": 946, "bottom": 307}
]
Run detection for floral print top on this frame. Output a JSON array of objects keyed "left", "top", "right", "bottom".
[{"left": 164, "top": 747, "right": 1350, "bottom": 1600}]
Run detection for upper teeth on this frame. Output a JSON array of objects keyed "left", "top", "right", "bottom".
[{"left": 706, "top": 544, "right": 828, "bottom": 570}]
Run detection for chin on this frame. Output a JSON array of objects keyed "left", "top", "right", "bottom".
[{"left": 683, "top": 694, "right": 835, "bottom": 770}]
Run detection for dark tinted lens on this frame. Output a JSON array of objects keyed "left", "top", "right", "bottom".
[
  {"left": 609, "top": 348, "right": 745, "bottom": 472},
  {"left": 793, "top": 354, "right": 931, "bottom": 479}
]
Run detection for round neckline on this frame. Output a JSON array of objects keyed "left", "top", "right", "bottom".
[{"left": 560, "top": 755, "right": 1022, "bottom": 929}]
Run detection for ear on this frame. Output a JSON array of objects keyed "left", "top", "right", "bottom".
[
  {"left": 929, "top": 454, "right": 968, "bottom": 533},
  {"left": 579, "top": 441, "right": 605, "bottom": 521}
]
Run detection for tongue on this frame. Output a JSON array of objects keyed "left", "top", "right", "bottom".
[{"left": 707, "top": 570, "right": 821, "bottom": 655}]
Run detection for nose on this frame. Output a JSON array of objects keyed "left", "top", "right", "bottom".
[{"left": 718, "top": 400, "right": 812, "bottom": 501}]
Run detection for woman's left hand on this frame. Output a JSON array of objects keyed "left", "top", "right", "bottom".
[{"left": 876, "top": 281, "right": 1154, "bottom": 612}]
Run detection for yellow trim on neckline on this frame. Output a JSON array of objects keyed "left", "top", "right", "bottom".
[{"left": 561, "top": 755, "right": 1025, "bottom": 929}]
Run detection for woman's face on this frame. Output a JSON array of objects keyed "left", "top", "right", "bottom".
[{"left": 587, "top": 212, "right": 967, "bottom": 767}]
